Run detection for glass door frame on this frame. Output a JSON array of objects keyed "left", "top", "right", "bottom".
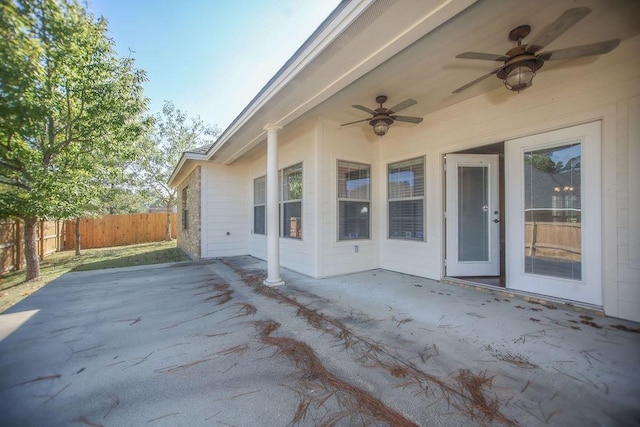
[
  {"left": 505, "top": 121, "right": 602, "bottom": 306},
  {"left": 445, "top": 154, "right": 501, "bottom": 277}
]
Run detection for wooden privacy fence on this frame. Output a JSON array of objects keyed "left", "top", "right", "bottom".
[
  {"left": 1, "top": 213, "right": 177, "bottom": 274},
  {"left": 63, "top": 213, "right": 177, "bottom": 250},
  {"left": 525, "top": 221, "right": 581, "bottom": 262},
  {"left": 1, "top": 220, "right": 64, "bottom": 274}
]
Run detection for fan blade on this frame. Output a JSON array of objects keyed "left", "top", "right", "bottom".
[
  {"left": 452, "top": 68, "right": 501, "bottom": 94},
  {"left": 387, "top": 99, "right": 416, "bottom": 114},
  {"left": 538, "top": 39, "right": 620, "bottom": 61},
  {"left": 527, "top": 7, "right": 591, "bottom": 52},
  {"left": 341, "top": 118, "right": 371, "bottom": 127},
  {"left": 391, "top": 115, "right": 423, "bottom": 124},
  {"left": 456, "top": 52, "right": 509, "bottom": 61},
  {"left": 351, "top": 105, "right": 376, "bottom": 115}
]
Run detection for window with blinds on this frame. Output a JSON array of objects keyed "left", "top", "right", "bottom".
[
  {"left": 181, "top": 186, "right": 189, "bottom": 230},
  {"left": 253, "top": 176, "right": 266, "bottom": 235},
  {"left": 281, "top": 163, "right": 302, "bottom": 239},
  {"left": 337, "top": 160, "right": 370, "bottom": 240},
  {"left": 388, "top": 157, "right": 425, "bottom": 240}
]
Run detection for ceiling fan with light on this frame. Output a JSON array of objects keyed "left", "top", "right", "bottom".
[
  {"left": 341, "top": 95, "right": 423, "bottom": 136},
  {"left": 452, "top": 7, "right": 620, "bottom": 94}
]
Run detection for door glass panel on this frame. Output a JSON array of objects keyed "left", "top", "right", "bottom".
[
  {"left": 458, "top": 166, "right": 489, "bottom": 262},
  {"left": 523, "top": 143, "right": 581, "bottom": 280}
]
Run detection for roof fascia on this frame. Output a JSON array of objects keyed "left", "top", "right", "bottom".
[{"left": 168, "top": 151, "right": 207, "bottom": 187}]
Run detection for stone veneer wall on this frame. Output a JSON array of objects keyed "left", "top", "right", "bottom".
[{"left": 177, "top": 166, "right": 201, "bottom": 259}]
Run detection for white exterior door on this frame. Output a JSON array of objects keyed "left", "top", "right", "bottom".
[
  {"left": 446, "top": 154, "right": 500, "bottom": 276},
  {"left": 505, "top": 122, "right": 602, "bottom": 306}
]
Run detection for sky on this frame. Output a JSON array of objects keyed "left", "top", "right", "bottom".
[{"left": 88, "top": 0, "right": 341, "bottom": 131}]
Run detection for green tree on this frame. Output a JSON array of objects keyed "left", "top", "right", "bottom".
[
  {"left": 138, "top": 101, "right": 219, "bottom": 241},
  {"left": 525, "top": 151, "right": 556, "bottom": 173},
  {"left": 0, "top": 0, "right": 149, "bottom": 280},
  {"left": 93, "top": 160, "right": 153, "bottom": 216}
]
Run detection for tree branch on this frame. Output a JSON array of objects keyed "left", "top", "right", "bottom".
[
  {"left": 0, "top": 176, "right": 31, "bottom": 190},
  {"left": 0, "top": 157, "right": 27, "bottom": 175}
]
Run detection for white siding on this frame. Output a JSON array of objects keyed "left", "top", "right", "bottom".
[
  {"left": 312, "top": 34, "right": 640, "bottom": 320},
  {"left": 196, "top": 34, "right": 640, "bottom": 322},
  {"left": 247, "top": 154, "right": 268, "bottom": 262},
  {"left": 246, "top": 120, "right": 319, "bottom": 277},
  {"left": 200, "top": 163, "right": 249, "bottom": 258},
  {"left": 617, "top": 95, "right": 640, "bottom": 321},
  {"left": 376, "top": 132, "right": 442, "bottom": 279},
  {"left": 318, "top": 121, "right": 379, "bottom": 277},
  {"left": 374, "top": 34, "right": 640, "bottom": 321}
]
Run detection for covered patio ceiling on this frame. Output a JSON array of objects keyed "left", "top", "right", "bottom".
[
  {"left": 309, "top": 0, "right": 640, "bottom": 127},
  {"left": 170, "top": 0, "right": 639, "bottom": 180}
]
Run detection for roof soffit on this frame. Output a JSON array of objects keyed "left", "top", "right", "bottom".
[{"left": 305, "top": 0, "right": 640, "bottom": 132}]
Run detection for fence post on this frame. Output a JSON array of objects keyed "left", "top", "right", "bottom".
[
  {"left": 55, "top": 220, "right": 60, "bottom": 252},
  {"left": 528, "top": 222, "right": 537, "bottom": 257}
]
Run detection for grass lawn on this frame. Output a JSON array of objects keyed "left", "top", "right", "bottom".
[{"left": 0, "top": 240, "right": 190, "bottom": 313}]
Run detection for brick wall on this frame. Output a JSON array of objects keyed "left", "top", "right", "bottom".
[{"left": 177, "top": 166, "right": 201, "bottom": 259}]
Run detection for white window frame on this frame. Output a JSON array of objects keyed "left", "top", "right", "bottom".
[
  {"left": 280, "top": 163, "right": 303, "bottom": 239},
  {"left": 253, "top": 176, "right": 266, "bottom": 235},
  {"left": 387, "top": 156, "right": 425, "bottom": 241},
  {"left": 181, "top": 186, "right": 189, "bottom": 230},
  {"left": 337, "top": 160, "right": 371, "bottom": 241}
]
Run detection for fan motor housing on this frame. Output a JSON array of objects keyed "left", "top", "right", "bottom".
[
  {"left": 496, "top": 54, "right": 545, "bottom": 79},
  {"left": 508, "top": 25, "right": 531, "bottom": 42},
  {"left": 369, "top": 115, "right": 393, "bottom": 127}
]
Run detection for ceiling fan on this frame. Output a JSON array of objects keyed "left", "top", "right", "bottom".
[
  {"left": 452, "top": 7, "right": 620, "bottom": 94},
  {"left": 341, "top": 95, "right": 423, "bottom": 136}
]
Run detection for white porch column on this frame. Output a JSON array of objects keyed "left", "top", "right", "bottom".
[{"left": 263, "top": 124, "right": 284, "bottom": 287}]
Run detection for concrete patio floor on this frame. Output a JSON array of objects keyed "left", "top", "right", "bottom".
[{"left": 0, "top": 256, "right": 638, "bottom": 426}]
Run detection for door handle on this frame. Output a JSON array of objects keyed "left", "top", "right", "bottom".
[{"left": 493, "top": 219, "right": 500, "bottom": 223}]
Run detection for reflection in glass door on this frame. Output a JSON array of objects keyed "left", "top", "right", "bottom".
[
  {"left": 506, "top": 121, "right": 602, "bottom": 306},
  {"left": 524, "top": 143, "right": 582, "bottom": 280}
]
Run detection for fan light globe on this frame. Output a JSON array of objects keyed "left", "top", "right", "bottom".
[
  {"left": 504, "top": 63, "right": 535, "bottom": 92},
  {"left": 372, "top": 119, "right": 390, "bottom": 136}
]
